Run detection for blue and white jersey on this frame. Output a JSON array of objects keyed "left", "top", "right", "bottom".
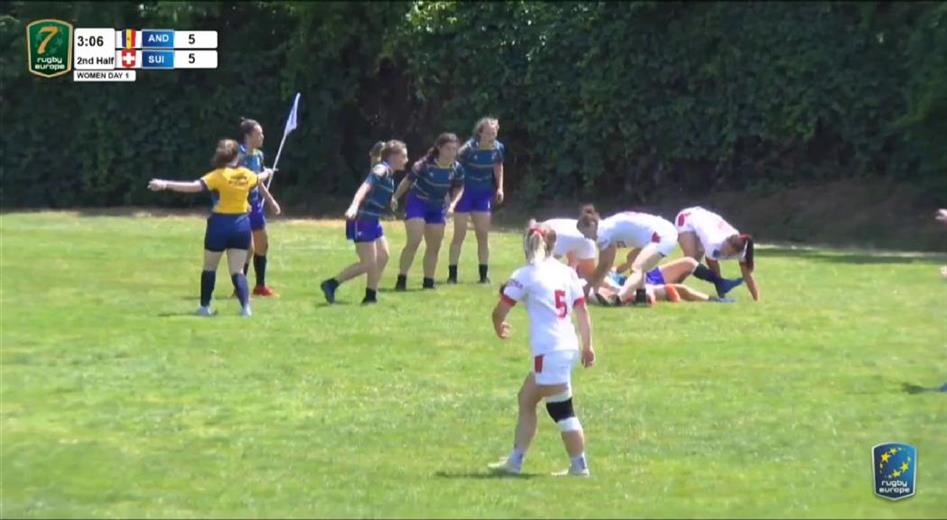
[
  {"left": 238, "top": 144, "right": 264, "bottom": 211},
  {"left": 458, "top": 138, "right": 504, "bottom": 191},
  {"left": 407, "top": 158, "right": 465, "bottom": 209},
  {"left": 357, "top": 162, "right": 396, "bottom": 219}
]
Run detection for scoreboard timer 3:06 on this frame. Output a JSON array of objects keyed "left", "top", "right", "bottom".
[{"left": 26, "top": 19, "right": 217, "bottom": 82}]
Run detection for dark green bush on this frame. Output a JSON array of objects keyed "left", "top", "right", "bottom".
[{"left": 2, "top": 1, "right": 944, "bottom": 209}]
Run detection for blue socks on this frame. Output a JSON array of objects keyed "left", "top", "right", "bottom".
[
  {"left": 693, "top": 263, "right": 723, "bottom": 284},
  {"left": 231, "top": 273, "right": 249, "bottom": 308},
  {"left": 200, "top": 270, "right": 216, "bottom": 307}
]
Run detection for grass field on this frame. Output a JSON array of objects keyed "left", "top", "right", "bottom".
[{"left": 2, "top": 211, "right": 945, "bottom": 518}]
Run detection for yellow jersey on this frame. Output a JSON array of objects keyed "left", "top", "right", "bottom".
[{"left": 201, "top": 167, "right": 259, "bottom": 214}]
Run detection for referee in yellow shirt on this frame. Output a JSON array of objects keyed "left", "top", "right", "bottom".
[{"left": 148, "top": 139, "right": 273, "bottom": 317}]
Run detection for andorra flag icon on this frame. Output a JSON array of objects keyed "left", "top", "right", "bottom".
[{"left": 122, "top": 29, "right": 138, "bottom": 49}]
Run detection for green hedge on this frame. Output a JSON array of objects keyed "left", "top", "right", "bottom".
[{"left": 2, "top": 1, "right": 945, "bottom": 210}]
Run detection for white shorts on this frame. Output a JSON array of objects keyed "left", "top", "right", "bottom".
[
  {"left": 651, "top": 221, "right": 679, "bottom": 257},
  {"left": 533, "top": 349, "right": 579, "bottom": 386},
  {"left": 675, "top": 208, "right": 695, "bottom": 233},
  {"left": 553, "top": 234, "right": 597, "bottom": 261}
]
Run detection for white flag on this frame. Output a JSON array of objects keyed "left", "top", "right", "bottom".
[
  {"left": 269, "top": 93, "right": 301, "bottom": 176},
  {"left": 283, "top": 92, "right": 300, "bottom": 136}
]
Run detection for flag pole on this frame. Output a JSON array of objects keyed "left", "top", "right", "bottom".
[
  {"left": 262, "top": 92, "right": 300, "bottom": 196},
  {"left": 266, "top": 131, "right": 290, "bottom": 191}
]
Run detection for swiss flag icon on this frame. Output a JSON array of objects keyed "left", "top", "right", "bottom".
[{"left": 121, "top": 49, "right": 137, "bottom": 68}]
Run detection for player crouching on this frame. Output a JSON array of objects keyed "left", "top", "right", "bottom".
[{"left": 489, "top": 220, "right": 596, "bottom": 477}]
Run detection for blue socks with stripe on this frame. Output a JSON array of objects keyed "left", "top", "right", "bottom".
[{"left": 231, "top": 273, "right": 249, "bottom": 308}]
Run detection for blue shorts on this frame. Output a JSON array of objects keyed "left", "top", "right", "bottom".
[
  {"left": 346, "top": 218, "right": 384, "bottom": 243},
  {"left": 645, "top": 268, "right": 665, "bottom": 286},
  {"left": 455, "top": 186, "right": 493, "bottom": 213},
  {"left": 405, "top": 191, "right": 446, "bottom": 224},
  {"left": 204, "top": 213, "right": 252, "bottom": 252},
  {"left": 249, "top": 207, "right": 266, "bottom": 231}
]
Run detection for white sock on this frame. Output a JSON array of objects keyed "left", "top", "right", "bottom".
[
  {"left": 509, "top": 447, "right": 525, "bottom": 466},
  {"left": 570, "top": 453, "right": 587, "bottom": 471}
]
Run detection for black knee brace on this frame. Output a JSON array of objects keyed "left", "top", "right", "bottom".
[{"left": 545, "top": 397, "right": 576, "bottom": 422}]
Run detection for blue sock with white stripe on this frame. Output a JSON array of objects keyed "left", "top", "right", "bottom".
[{"left": 231, "top": 273, "right": 249, "bottom": 308}]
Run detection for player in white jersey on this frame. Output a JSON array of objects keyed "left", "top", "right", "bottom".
[
  {"left": 488, "top": 220, "right": 595, "bottom": 477},
  {"left": 542, "top": 218, "right": 598, "bottom": 280},
  {"left": 675, "top": 206, "right": 759, "bottom": 301},
  {"left": 576, "top": 205, "right": 678, "bottom": 306}
]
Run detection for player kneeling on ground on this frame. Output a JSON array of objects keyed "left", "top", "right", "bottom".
[{"left": 489, "top": 220, "right": 596, "bottom": 477}]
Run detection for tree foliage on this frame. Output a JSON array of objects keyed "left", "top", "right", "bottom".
[{"left": 1, "top": 1, "right": 944, "bottom": 209}]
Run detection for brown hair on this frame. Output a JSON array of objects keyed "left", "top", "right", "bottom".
[
  {"left": 420, "top": 133, "right": 460, "bottom": 165},
  {"left": 212, "top": 139, "right": 240, "bottom": 168},
  {"left": 524, "top": 219, "right": 557, "bottom": 265},
  {"left": 730, "top": 234, "right": 755, "bottom": 271},
  {"left": 239, "top": 117, "right": 260, "bottom": 141},
  {"left": 577, "top": 204, "right": 601, "bottom": 228},
  {"left": 472, "top": 116, "right": 499, "bottom": 141}
]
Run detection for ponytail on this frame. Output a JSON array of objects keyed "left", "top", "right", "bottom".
[
  {"left": 369, "top": 141, "right": 386, "bottom": 166},
  {"left": 422, "top": 132, "right": 460, "bottom": 164},
  {"left": 523, "top": 219, "right": 557, "bottom": 265},
  {"left": 741, "top": 234, "right": 755, "bottom": 271},
  {"left": 423, "top": 146, "right": 439, "bottom": 163}
]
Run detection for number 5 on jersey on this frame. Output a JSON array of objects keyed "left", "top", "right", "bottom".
[{"left": 554, "top": 289, "right": 567, "bottom": 318}]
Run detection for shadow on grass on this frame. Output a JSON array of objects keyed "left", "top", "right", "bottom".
[
  {"left": 760, "top": 247, "right": 942, "bottom": 265},
  {"left": 156, "top": 311, "right": 205, "bottom": 318},
  {"left": 434, "top": 470, "right": 539, "bottom": 480},
  {"left": 377, "top": 288, "right": 426, "bottom": 294},
  {"left": 901, "top": 382, "right": 947, "bottom": 394},
  {"left": 314, "top": 301, "right": 356, "bottom": 308}
]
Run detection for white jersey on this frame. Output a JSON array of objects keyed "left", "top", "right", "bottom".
[
  {"left": 544, "top": 218, "right": 597, "bottom": 261},
  {"left": 596, "top": 211, "right": 678, "bottom": 256},
  {"left": 501, "top": 258, "right": 586, "bottom": 356},
  {"left": 675, "top": 206, "right": 741, "bottom": 261}
]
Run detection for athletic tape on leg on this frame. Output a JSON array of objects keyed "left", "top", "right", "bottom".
[
  {"left": 558, "top": 417, "right": 582, "bottom": 432},
  {"left": 545, "top": 388, "right": 572, "bottom": 403}
]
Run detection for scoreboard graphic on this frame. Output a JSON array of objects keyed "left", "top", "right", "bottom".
[{"left": 26, "top": 19, "right": 217, "bottom": 82}]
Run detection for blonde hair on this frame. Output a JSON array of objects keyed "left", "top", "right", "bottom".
[
  {"left": 379, "top": 139, "right": 407, "bottom": 165},
  {"left": 523, "top": 219, "right": 557, "bottom": 265},
  {"left": 472, "top": 116, "right": 499, "bottom": 141}
]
